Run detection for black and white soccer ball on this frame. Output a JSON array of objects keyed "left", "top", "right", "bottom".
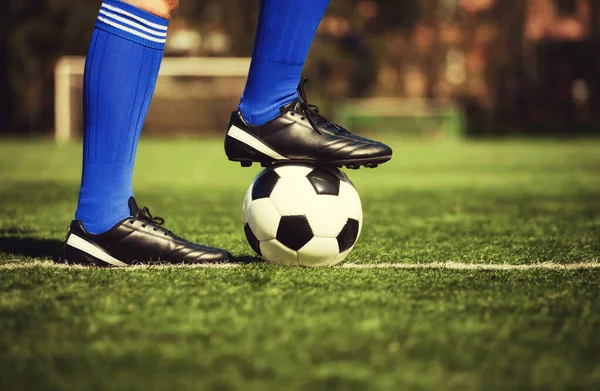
[{"left": 243, "top": 164, "right": 362, "bottom": 267}]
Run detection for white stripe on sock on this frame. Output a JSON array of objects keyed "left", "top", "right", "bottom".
[
  {"left": 99, "top": 9, "right": 167, "bottom": 37},
  {"left": 228, "top": 125, "right": 289, "bottom": 161},
  {"left": 97, "top": 16, "right": 167, "bottom": 43},
  {"left": 101, "top": 2, "right": 168, "bottom": 31},
  {"left": 66, "top": 234, "right": 128, "bottom": 267}
]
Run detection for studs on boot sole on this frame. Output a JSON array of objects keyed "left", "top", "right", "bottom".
[{"left": 238, "top": 161, "right": 274, "bottom": 168}]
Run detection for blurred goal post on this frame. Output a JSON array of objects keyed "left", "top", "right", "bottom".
[{"left": 54, "top": 56, "right": 251, "bottom": 143}]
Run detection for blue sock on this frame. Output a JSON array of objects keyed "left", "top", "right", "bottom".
[
  {"left": 75, "top": 0, "right": 167, "bottom": 234},
  {"left": 239, "top": 0, "right": 330, "bottom": 126}
]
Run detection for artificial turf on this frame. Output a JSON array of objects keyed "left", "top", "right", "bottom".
[{"left": 0, "top": 137, "right": 599, "bottom": 390}]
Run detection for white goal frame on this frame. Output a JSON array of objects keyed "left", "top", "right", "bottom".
[{"left": 54, "top": 56, "right": 251, "bottom": 143}]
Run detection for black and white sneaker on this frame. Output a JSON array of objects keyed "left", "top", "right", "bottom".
[
  {"left": 225, "top": 79, "right": 392, "bottom": 169},
  {"left": 63, "top": 197, "right": 232, "bottom": 266}
]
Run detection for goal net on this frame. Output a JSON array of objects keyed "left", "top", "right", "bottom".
[{"left": 54, "top": 56, "right": 251, "bottom": 143}]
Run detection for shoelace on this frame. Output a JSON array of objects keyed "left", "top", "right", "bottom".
[
  {"left": 133, "top": 206, "right": 170, "bottom": 235},
  {"left": 296, "top": 78, "right": 352, "bottom": 137}
]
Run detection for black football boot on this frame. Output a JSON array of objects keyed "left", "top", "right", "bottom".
[
  {"left": 225, "top": 79, "right": 392, "bottom": 169},
  {"left": 63, "top": 197, "right": 232, "bottom": 266}
]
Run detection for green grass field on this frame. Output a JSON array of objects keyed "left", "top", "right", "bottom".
[{"left": 1, "top": 137, "right": 600, "bottom": 390}]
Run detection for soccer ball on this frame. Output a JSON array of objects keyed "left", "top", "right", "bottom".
[{"left": 242, "top": 164, "right": 362, "bottom": 267}]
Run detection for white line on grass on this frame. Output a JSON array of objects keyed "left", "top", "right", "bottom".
[
  {"left": 0, "top": 260, "right": 599, "bottom": 270},
  {"left": 342, "top": 262, "right": 600, "bottom": 270}
]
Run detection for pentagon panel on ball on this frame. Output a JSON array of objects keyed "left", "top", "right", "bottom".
[{"left": 242, "top": 163, "right": 363, "bottom": 267}]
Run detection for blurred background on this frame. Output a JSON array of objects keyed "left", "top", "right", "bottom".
[{"left": 2, "top": 0, "right": 600, "bottom": 139}]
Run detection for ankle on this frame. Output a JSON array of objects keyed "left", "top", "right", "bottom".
[{"left": 120, "top": 0, "right": 178, "bottom": 19}]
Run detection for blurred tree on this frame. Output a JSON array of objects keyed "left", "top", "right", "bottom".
[
  {"left": 365, "top": 0, "right": 421, "bottom": 33},
  {"left": 3, "top": 0, "right": 97, "bottom": 132},
  {"left": 0, "top": 8, "right": 12, "bottom": 131},
  {"left": 176, "top": 0, "right": 258, "bottom": 55}
]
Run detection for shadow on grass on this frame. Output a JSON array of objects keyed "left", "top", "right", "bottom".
[
  {"left": 0, "top": 236, "right": 260, "bottom": 266},
  {"left": 233, "top": 255, "right": 262, "bottom": 264},
  {"left": 0, "top": 237, "right": 63, "bottom": 261}
]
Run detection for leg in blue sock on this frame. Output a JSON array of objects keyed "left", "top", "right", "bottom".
[
  {"left": 75, "top": 0, "right": 173, "bottom": 234},
  {"left": 238, "top": 0, "right": 330, "bottom": 126},
  {"left": 65, "top": 0, "right": 233, "bottom": 265}
]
